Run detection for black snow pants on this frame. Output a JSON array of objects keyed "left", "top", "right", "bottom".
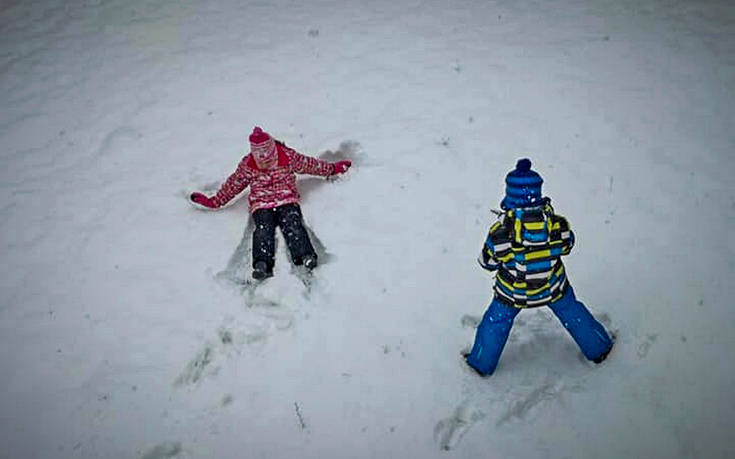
[{"left": 252, "top": 203, "right": 317, "bottom": 270}]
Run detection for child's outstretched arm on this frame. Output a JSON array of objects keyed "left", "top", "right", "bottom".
[
  {"left": 190, "top": 160, "right": 250, "bottom": 210},
  {"left": 286, "top": 144, "right": 351, "bottom": 177}
]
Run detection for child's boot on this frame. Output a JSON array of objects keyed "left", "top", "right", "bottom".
[
  {"left": 252, "top": 261, "right": 272, "bottom": 280},
  {"left": 593, "top": 340, "right": 614, "bottom": 364},
  {"left": 303, "top": 254, "right": 317, "bottom": 270}
]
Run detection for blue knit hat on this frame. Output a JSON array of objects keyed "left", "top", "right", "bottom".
[{"left": 501, "top": 158, "right": 547, "bottom": 210}]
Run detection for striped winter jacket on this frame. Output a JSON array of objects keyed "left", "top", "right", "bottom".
[
  {"left": 478, "top": 203, "right": 575, "bottom": 308},
  {"left": 211, "top": 142, "right": 335, "bottom": 213}
]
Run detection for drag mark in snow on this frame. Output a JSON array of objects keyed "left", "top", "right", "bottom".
[
  {"left": 434, "top": 402, "right": 484, "bottom": 451},
  {"left": 294, "top": 402, "right": 307, "bottom": 430},
  {"left": 215, "top": 217, "right": 254, "bottom": 290}
]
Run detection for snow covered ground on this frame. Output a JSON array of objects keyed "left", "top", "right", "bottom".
[{"left": 1, "top": 0, "right": 734, "bottom": 458}]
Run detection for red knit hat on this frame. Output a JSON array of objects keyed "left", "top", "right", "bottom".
[{"left": 249, "top": 126, "right": 271, "bottom": 146}]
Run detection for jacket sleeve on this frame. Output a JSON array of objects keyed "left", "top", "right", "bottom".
[
  {"left": 550, "top": 213, "right": 575, "bottom": 256},
  {"left": 477, "top": 217, "right": 513, "bottom": 271},
  {"left": 211, "top": 158, "right": 250, "bottom": 208},
  {"left": 288, "top": 149, "right": 335, "bottom": 177}
]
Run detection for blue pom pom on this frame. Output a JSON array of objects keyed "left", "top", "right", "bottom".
[{"left": 516, "top": 158, "right": 532, "bottom": 172}]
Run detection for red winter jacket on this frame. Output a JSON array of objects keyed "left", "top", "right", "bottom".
[{"left": 211, "top": 142, "right": 335, "bottom": 213}]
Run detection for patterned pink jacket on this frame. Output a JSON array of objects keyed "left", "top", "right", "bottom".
[{"left": 211, "top": 142, "right": 335, "bottom": 213}]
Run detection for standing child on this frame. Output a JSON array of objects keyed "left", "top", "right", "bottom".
[
  {"left": 189, "top": 126, "right": 352, "bottom": 279},
  {"left": 466, "top": 158, "right": 613, "bottom": 376}
]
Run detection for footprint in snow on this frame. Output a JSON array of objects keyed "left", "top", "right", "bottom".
[
  {"left": 637, "top": 333, "right": 658, "bottom": 359},
  {"left": 434, "top": 402, "right": 485, "bottom": 451},
  {"left": 495, "top": 381, "right": 566, "bottom": 426},
  {"left": 174, "top": 346, "right": 216, "bottom": 387},
  {"left": 174, "top": 312, "right": 294, "bottom": 387}
]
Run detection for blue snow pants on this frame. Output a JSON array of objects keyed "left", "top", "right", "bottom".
[{"left": 466, "top": 286, "right": 613, "bottom": 376}]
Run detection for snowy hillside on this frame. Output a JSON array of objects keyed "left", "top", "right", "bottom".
[{"left": 1, "top": 1, "right": 734, "bottom": 458}]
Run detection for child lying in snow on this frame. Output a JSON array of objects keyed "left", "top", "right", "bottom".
[
  {"left": 189, "top": 126, "right": 351, "bottom": 279},
  {"left": 465, "top": 159, "right": 614, "bottom": 376}
]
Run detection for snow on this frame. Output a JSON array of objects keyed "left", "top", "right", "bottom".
[{"left": 1, "top": 0, "right": 734, "bottom": 458}]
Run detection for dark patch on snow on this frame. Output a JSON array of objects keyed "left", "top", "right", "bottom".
[
  {"left": 218, "top": 328, "right": 233, "bottom": 345},
  {"left": 596, "top": 312, "right": 613, "bottom": 328},
  {"left": 307, "top": 29, "right": 319, "bottom": 37},
  {"left": 222, "top": 394, "right": 233, "bottom": 406},
  {"left": 316, "top": 140, "right": 361, "bottom": 164},
  {"left": 461, "top": 314, "right": 480, "bottom": 329},
  {"left": 141, "top": 442, "right": 182, "bottom": 459}
]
